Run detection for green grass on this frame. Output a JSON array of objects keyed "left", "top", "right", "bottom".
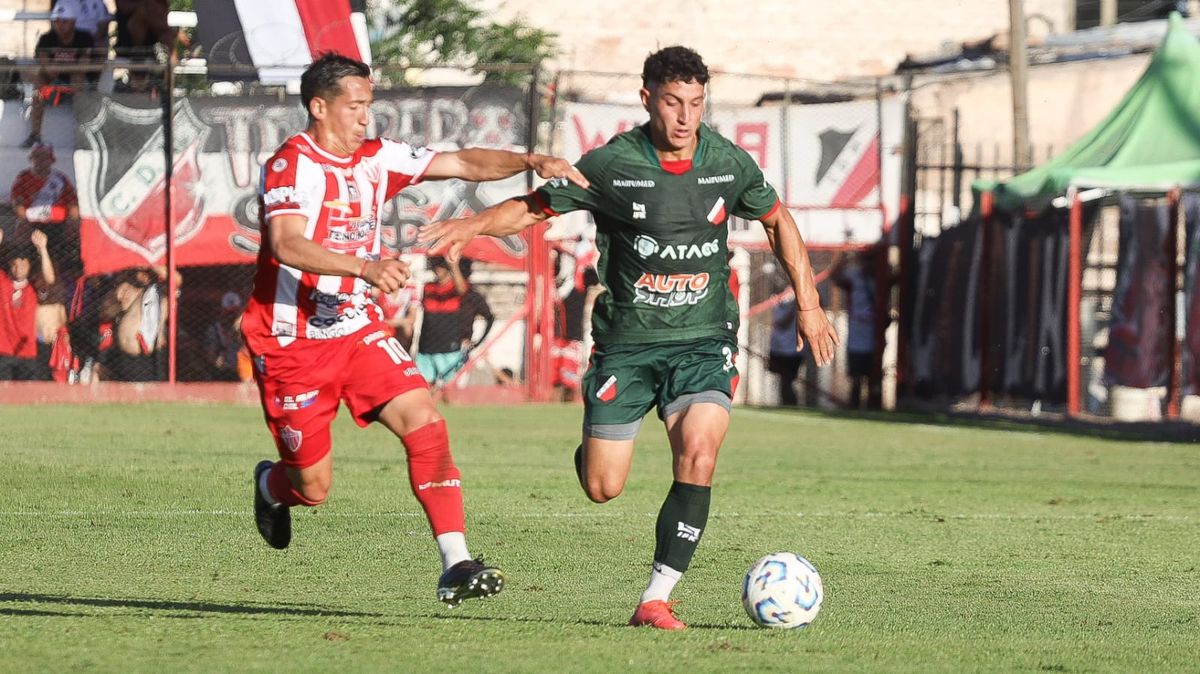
[{"left": 1, "top": 403, "right": 1197, "bottom": 673}]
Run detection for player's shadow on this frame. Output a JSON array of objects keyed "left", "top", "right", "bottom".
[
  {"left": 0, "top": 592, "right": 384, "bottom": 619},
  {"left": 426, "top": 612, "right": 756, "bottom": 631}
]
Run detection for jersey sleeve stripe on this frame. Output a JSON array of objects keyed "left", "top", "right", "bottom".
[{"left": 529, "top": 190, "right": 559, "bottom": 216}]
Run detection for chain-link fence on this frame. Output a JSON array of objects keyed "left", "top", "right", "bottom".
[{"left": 0, "top": 58, "right": 903, "bottom": 410}]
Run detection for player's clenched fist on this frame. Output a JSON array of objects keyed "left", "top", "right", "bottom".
[{"left": 360, "top": 259, "right": 410, "bottom": 293}]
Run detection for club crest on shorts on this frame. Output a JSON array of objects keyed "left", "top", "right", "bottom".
[
  {"left": 596, "top": 375, "right": 618, "bottom": 403},
  {"left": 280, "top": 425, "right": 303, "bottom": 453}
]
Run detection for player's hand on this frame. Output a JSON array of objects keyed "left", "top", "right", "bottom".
[
  {"left": 796, "top": 306, "right": 840, "bottom": 367},
  {"left": 527, "top": 154, "right": 590, "bottom": 190},
  {"left": 361, "top": 259, "right": 410, "bottom": 294},
  {"left": 31, "top": 229, "right": 48, "bottom": 251},
  {"left": 418, "top": 216, "right": 486, "bottom": 264}
]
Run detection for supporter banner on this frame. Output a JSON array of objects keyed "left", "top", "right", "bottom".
[
  {"left": 908, "top": 207, "right": 1090, "bottom": 402},
  {"left": 1104, "top": 196, "right": 1172, "bottom": 389},
  {"left": 557, "top": 97, "right": 904, "bottom": 246},
  {"left": 74, "top": 86, "right": 531, "bottom": 276},
  {"left": 195, "top": 0, "right": 369, "bottom": 83}
]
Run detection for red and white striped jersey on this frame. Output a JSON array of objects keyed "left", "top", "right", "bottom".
[{"left": 242, "top": 132, "right": 437, "bottom": 353}]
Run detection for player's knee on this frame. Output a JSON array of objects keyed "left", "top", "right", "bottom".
[
  {"left": 583, "top": 477, "right": 623, "bottom": 504},
  {"left": 296, "top": 475, "right": 332, "bottom": 505},
  {"left": 675, "top": 447, "right": 718, "bottom": 483}
]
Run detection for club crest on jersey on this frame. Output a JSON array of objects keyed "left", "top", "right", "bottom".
[
  {"left": 280, "top": 425, "right": 303, "bottom": 453},
  {"left": 271, "top": 157, "right": 288, "bottom": 173},
  {"left": 596, "top": 375, "right": 618, "bottom": 403},
  {"left": 707, "top": 196, "right": 727, "bottom": 225}
]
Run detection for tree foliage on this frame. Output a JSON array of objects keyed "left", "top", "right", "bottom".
[{"left": 369, "top": 0, "right": 557, "bottom": 82}]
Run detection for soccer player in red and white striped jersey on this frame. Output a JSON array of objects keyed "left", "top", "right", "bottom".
[{"left": 244, "top": 53, "right": 588, "bottom": 607}]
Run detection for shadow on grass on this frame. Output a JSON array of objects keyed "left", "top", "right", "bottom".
[
  {"left": 748, "top": 404, "right": 1200, "bottom": 443},
  {"left": 0, "top": 592, "right": 384, "bottom": 618},
  {"left": 427, "top": 611, "right": 756, "bottom": 631}
]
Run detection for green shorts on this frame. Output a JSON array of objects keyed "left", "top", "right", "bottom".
[{"left": 582, "top": 336, "right": 738, "bottom": 441}]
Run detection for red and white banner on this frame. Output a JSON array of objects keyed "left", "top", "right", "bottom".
[
  {"left": 195, "top": 0, "right": 370, "bottom": 83},
  {"left": 74, "top": 85, "right": 532, "bottom": 276},
  {"left": 556, "top": 97, "right": 905, "bottom": 247}
]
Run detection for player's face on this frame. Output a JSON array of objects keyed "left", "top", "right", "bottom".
[
  {"left": 641, "top": 79, "right": 705, "bottom": 155},
  {"left": 315, "top": 76, "right": 372, "bottom": 155}
]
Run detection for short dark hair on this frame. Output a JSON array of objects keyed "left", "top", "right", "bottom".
[
  {"left": 642, "top": 46, "right": 709, "bottom": 89},
  {"left": 300, "top": 52, "right": 371, "bottom": 115}
]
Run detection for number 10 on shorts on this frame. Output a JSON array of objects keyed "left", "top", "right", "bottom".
[{"left": 377, "top": 337, "right": 412, "bottom": 364}]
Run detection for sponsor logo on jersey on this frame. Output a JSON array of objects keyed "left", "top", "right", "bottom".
[
  {"left": 277, "top": 389, "right": 320, "bottom": 411},
  {"left": 707, "top": 197, "right": 727, "bottom": 224},
  {"left": 632, "top": 202, "right": 646, "bottom": 220},
  {"left": 263, "top": 186, "right": 300, "bottom": 208},
  {"left": 323, "top": 199, "right": 351, "bottom": 212},
  {"left": 633, "top": 236, "right": 721, "bottom": 260},
  {"left": 613, "top": 179, "right": 655, "bottom": 187},
  {"left": 280, "top": 425, "right": 303, "bottom": 453},
  {"left": 632, "top": 272, "right": 711, "bottom": 307},
  {"left": 596, "top": 374, "right": 618, "bottom": 402},
  {"left": 697, "top": 174, "right": 734, "bottom": 185},
  {"left": 547, "top": 176, "right": 570, "bottom": 188}
]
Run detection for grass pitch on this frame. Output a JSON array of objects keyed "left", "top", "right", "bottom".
[{"left": 1, "top": 402, "right": 1197, "bottom": 673}]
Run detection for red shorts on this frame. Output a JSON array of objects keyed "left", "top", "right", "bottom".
[
  {"left": 551, "top": 337, "right": 583, "bottom": 390},
  {"left": 249, "top": 325, "right": 427, "bottom": 468}
]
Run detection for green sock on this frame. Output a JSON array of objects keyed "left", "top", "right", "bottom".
[{"left": 653, "top": 481, "right": 711, "bottom": 572}]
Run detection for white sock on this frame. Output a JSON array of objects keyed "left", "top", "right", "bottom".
[
  {"left": 639, "top": 562, "right": 683, "bottom": 604},
  {"left": 258, "top": 464, "right": 278, "bottom": 506},
  {"left": 436, "top": 532, "right": 471, "bottom": 571}
]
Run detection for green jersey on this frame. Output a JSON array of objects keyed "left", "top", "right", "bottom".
[{"left": 536, "top": 123, "right": 780, "bottom": 345}]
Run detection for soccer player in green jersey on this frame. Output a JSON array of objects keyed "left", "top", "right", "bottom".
[{"left": 421, "top": 45, "right": 839, "bottom": 629}]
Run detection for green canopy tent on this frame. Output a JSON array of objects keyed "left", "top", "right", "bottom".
[{"left": 968, "top": 12, "right": 1200, "bottom": 416}]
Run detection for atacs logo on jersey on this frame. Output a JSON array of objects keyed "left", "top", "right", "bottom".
[{"left": 633, "top": 235, "right": 721, "bottom": 261}]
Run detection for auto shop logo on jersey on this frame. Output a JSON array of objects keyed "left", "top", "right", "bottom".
[
  {"left": 80, "top": 98, "right": 209, "bottom": 261},
  {"left": 632, "top": 272, "right": 711, "bottom": 307}
]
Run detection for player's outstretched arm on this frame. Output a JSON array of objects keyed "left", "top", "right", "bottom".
[
  {"left": 759, "top": 205, "right": 840, "bottom": 366},
  {"left": 423, "top": 149, "right": 589, "bottom": 189},
  {"left": 419, "top": 195, "right": 550, "bottom": 263},
  {"left": 269, "top": 213, "right": 410, "bottom": 293}
]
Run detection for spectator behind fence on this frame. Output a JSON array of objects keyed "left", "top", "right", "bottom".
[
  {"left": 415, "top": 256, "right": 468, "bottom": 390},
  {"left": 56, "top": 0, "right": 114, "bottom": 53},
  {"left": 374, "top": 282, "right": 419, "bottom": 353},
  {"left": 0, "top": 230, "right": 57, "bottom": 380},
  {"left": 834, "top": 250, "right": 880, "bottom": 409},
  {"left": 204, "top": 291, "right": 245, "bottom": 382},
  {"left": 767, "top": 282, "right": 807, "bottom": 407},
  {"left": 24, "top": 3, "right": 97, "bottom": 148},
  {"left": 94, "top": 265, "right": 176, "bottom": 381},
  {"left": 455, "top": 258, "right": 493, "bottom": 363},
  {"left": 10, "top": 143, "right": 82, "bottom": 280}
]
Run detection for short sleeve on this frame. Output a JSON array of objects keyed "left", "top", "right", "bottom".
[
  {"left": 260, "top": 150, "right": 322, "bottom": 223},
  {"left": 378, "top": 138, "right": 437, "bottom": 185},
  {"left": 731, "top": 152, "right": 780, "bottom": 220},
  {"left": 533, "top": 150, "right": 606, "bottom": 216}
]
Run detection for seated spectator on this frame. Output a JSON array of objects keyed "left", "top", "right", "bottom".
[
  {"left": 114, "top": 0, "right": 184, "bottom": 91},
  {"left": 10, "top": 143, "right": 82, "bottom": 281},
  {"left": 203, "top": 291, "right": 245, "bottom": 382},
  {"left": 0, "top": 229, "right": 57, "bottom": 380},
  {"left": 23, "top": 3, "right": 97, "bottom": 148},
  {"left": 57, "top": 0, "right": 114, "bottom": 54}
]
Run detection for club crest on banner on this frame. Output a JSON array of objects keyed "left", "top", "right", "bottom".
[{"left": 79, "top": 97, "right": 210, "bottom": 263}]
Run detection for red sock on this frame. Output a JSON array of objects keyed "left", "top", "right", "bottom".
[
  {"left": 266, "top": 462, "right": 322, "bottom": 507},
  {"left": 402, "top": 419, "right": 466, "bottom": 536}
]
